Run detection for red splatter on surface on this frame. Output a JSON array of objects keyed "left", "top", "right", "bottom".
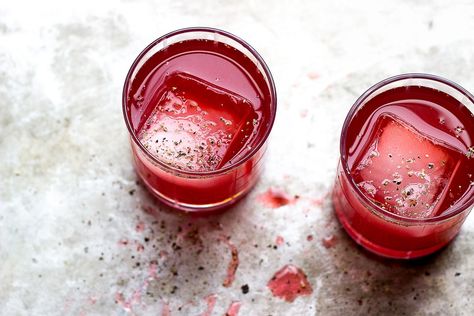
[
  {"left": 275, "top": 235, "right": 285, "bottom": 246},
  {"left": 306, "top": 234, "right": 314, "bottom": 241},
  {"left": 114, "top": 261, "right": 160, "bottom": 313},
  {"left": 135, "top": 221, "right": 145, "bottom": 232},
  {"left": 322, "top": 235, "right": 337, "bottom": 248},
  {"left": 201, "top": 294, "right": 217, "bottom": 316},
  {"left": 221, "top": 237, "right": 239, "bottom": 287},
  {"left": 267, "top": 264, "right": 313, "bottom": 302},
  {"left": 225, "top": 301, "right": 242, "bottom": 316},
  {"left": 257, "top": 188, "right": 296, "bottom": 208},
  {"left": 162, "top": 301, "right": 171, "bottom": 316}
]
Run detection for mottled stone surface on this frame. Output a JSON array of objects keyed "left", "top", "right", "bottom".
[{"left": 1, "top": 1, "right": 473, "bottom": 315}]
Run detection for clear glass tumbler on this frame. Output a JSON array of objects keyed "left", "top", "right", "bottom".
[
  {"left": 333, "top": 74, "right": 474, "bottom": 258},
  {"left": 123, "top": 28, "right": 277, "bottom": 213}
]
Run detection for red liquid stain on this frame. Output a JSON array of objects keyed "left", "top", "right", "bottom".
[
  {"left": 201, "top": 294, "right": 217, "bottom": 316},
  {"left": 267, "top": 264, "right": 313, "bottom": 302},
  {"left": 135, "top": 221, "right": 145, "bottom": 232},
  {"left": 115, "top": 264, "right": 159, "bottom": 313},
  {"left": 257, "top": 188, "right": 296, "bottom": 208},
  {"left": 225, "top": 301, "right": 242, "bottom": 316},
  {"left": 322, "top": 235, "right": 337, "bottom": 248},
  {"left": 275, "top": 235, "right": 285, "bottom": 246},
  {"left": 306, "top": 235, "right": 314, "bottom": 241},
  {"left": 220, "top": 237, "right": 239, "bottom": 287},
  {"left": 162, "top": 301, "right": 171, "bottom": 316}
]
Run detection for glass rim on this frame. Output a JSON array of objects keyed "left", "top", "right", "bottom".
[
  {"left": 340, "top": 73, "right": 474, "bottom": 224},
  {"left": 122, "top": 27, "right": 277, "bottom": 176}
]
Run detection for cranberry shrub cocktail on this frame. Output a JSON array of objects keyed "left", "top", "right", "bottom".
[
  {"left": 333, "top": 74, "right": 474, "bottom": 259},
  {"left": 123, "top": 28, "right": 276, "bottom": 212}
]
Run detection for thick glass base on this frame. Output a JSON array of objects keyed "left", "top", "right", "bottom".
[
  {"left": 138, "top": 171, "right": 257, "bottom": 214},
  {"left": 335, "top": 206, "right": 454, "bottom": 259}
]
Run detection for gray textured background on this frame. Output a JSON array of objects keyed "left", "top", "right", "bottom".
[{"left": 1, "top": 0, "right": 473, "bottom": 315}]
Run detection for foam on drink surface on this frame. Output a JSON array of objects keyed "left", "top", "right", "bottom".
[{"left": 353, "top": 115, "right": 462, "bottom": 218}]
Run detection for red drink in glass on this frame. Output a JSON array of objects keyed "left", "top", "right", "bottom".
[
  {"left": 333, "top": 74, "right": 474, "bottom": 259},
  {"left": 123, "top": 28, "right": 276, "bottom": 213}
]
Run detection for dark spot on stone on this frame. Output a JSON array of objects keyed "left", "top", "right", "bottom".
[{"left": 241, "top": 284, "right": 249, "bottom": 294}]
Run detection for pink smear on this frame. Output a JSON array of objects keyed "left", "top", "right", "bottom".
[
  {"left": 267, "top": 264, "right": 313, "bottom": 302},
  {"left": 225, "top": 301, "right": 241, "bottom": 316},
  {"left": 275, "top": 235, "right": 285, "bottom": 246},
  {"left": 162, "top": 301, "right": 171, "bottom": 316},
  {"left": 257, "top": 188, "right": 296, "bottom": 208},
  {"left": 201, "top": 294, "right": 217, "bottom": 316},
  {"left": 115, "top": 262, "right": 159, "bottom": 313},
  {"left": 307, "top": 72, "right": 319, "bottom": 80},
  {"left": 115, "top": 292, "right": 132, "bottom": 312},
  {"left": 322, "top": 235, "right": 337, "bottom": 248},
  {"left": 136, "top": 221, "right": 145, "bottom": 232},
  {"left": 306, "top": 235, "right": 314, "bottom": 241},
  {"left": 300, "top": 109, "right": 308, "bottom": 118},
  {"left": 311, "top": 191, "right": 330, "bottom": 207},
  {"left": 221, "top": 237, "right": 239, "bottom": 287}
]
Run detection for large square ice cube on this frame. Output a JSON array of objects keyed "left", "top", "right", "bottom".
[
  {"left": 352, "top": 115, "right": 462, "bottom": 218},
  {"left": 138, "top": 72, "right": 257, "bottom": 172}
]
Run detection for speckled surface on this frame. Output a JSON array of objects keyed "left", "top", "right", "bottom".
[{"left": 1, "top": 1, "right": 474, "bottom": 315}]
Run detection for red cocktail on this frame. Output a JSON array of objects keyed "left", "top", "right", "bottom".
[
  {"left": 333, "top": 74, "right": 474, "bottom": 259},
  {"left": 123, "top": 28, "right": 276, "bottom": 212}
]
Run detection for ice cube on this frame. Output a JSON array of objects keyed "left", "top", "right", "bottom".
[
  {"left": 352, "top": 115, "right": 462, "bottom": 218},
  {"left": 138, "top": 72, "right": 257, "bottom": 172}
]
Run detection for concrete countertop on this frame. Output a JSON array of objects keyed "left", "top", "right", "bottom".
[{"left": 1, "top": 0, "right": 473, "bottom": 315}]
